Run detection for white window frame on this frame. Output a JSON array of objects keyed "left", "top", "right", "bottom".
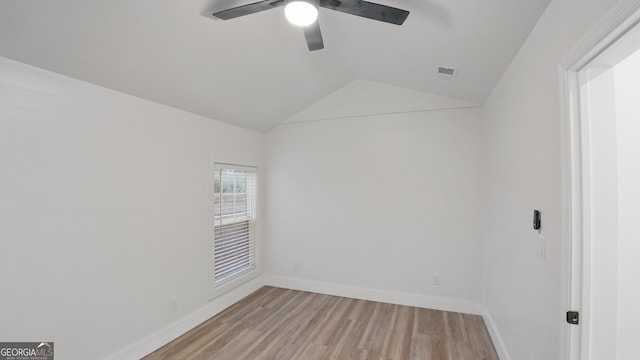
[{"left": 209, "top": 162, "right": 259, "bottom": 300}]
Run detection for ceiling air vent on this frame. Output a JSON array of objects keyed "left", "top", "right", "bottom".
[{"left": 437, "top": 66, "right": 457, "bottom": 80}]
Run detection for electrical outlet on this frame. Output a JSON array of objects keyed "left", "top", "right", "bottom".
[
  {"left": 432, "top": 274, "right": 441, "bottom": 286},
  {"left": 169, "top": 296, "right": 178, "bottom": 311}
]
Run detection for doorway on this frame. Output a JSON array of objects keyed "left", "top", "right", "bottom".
[{"left": 564, "top": 10, "right": 640, "bottom": 360}]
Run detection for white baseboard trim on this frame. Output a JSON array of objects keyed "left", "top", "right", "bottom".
[
  {"left": 264, "top": 275, "right": 484, "bottom": 315},
  {"left": 103, "top": 275, "right": 507, "bottom": 360},
  {"left": 481, "top": 308, "right": 511, "bottom": 360},
  {"left": 101, "top": 276, "right": 265, "bottom": 360}
]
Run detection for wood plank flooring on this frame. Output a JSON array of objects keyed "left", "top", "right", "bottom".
[{"left": 143, "top": 286, "right": 499, "bottom": 360}]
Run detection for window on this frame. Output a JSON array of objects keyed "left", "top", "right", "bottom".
[{"left": 211, "top": 164, "right": 257, "bottom": 293}]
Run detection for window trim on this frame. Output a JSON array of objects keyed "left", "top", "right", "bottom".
[{"left": 208, "top": 162, "right": 259, "bottom": 300}]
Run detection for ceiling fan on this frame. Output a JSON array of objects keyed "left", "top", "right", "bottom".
[{"left": 211, "top": 0, "right": 410, "bottom": 51}]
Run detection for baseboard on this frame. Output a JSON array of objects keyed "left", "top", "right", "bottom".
[
  {"left": 102, "top": 275, "right": 507, "bottom": 360},
  {"left": 481, "top": 308, "right": 511, "bottom": 360},
  {"left": 264, "top": 275, "right": 484, "bottom": 315},
  {"left": 101, "top": 276, "right": 265, "bottom": 360}
]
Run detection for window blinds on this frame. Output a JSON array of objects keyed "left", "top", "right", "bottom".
[{"left": 213, "top": 164, "right": 257, "bottom": 286}]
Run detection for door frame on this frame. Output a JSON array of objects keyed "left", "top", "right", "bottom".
[{"left": 559, "top": 1, "right": 640, "bottom": 359}]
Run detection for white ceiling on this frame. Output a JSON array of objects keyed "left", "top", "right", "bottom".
[
  {"left": 0, "top": 0, "right": 551, "bottom": 132},
  {"left": 285, "top": 78, "right": 478, "bottom": 123}
]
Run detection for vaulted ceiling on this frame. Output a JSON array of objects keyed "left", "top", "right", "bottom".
[{"left": 0, "top": 0, "right": 551, "bottom": 132}]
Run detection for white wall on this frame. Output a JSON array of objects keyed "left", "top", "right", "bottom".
[
  {"left": 614, "top": 48, "right": 640, "bottom": 360},
  {"left": 482, "top": 0, "right": 620, "bottom": 359},
  {"left": 264, "top": 107, "right": 485, "bottom": 309},
  {"left": 0, "top": 56, "right": 263, "bottom": 360},
  {"left": 5, "top": 2, "right": 634, "bottom": 359}
]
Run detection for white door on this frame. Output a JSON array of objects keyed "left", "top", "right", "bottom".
[{"left": 566, "top": 17, "right": 640, "bottom": 360}]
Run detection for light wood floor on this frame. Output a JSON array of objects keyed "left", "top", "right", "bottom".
[{"left": 143, "top": 286, "right": 499, "bottom": 360}]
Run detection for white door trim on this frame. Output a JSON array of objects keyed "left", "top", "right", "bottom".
[{"left": 559, "top": 1, "right": 640, "bottom": 359}]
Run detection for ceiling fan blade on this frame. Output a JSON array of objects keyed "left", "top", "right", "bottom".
[
  {"left": 319, "top": 0, "right": 409, "bottom": 25},
  {"left": 212, "top": 0, "right": 285, "bottom": 20},
  {"left": 303, "top": 22, "right": 324, "bottom": 51}
]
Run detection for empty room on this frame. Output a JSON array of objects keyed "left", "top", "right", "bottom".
[{"left": 2, "top": 0, "right": 640, "bottom": 359}]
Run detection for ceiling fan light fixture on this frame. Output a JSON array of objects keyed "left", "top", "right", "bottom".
[{"left": 284, "top": 1, "right": 318, "bottom": 27}]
